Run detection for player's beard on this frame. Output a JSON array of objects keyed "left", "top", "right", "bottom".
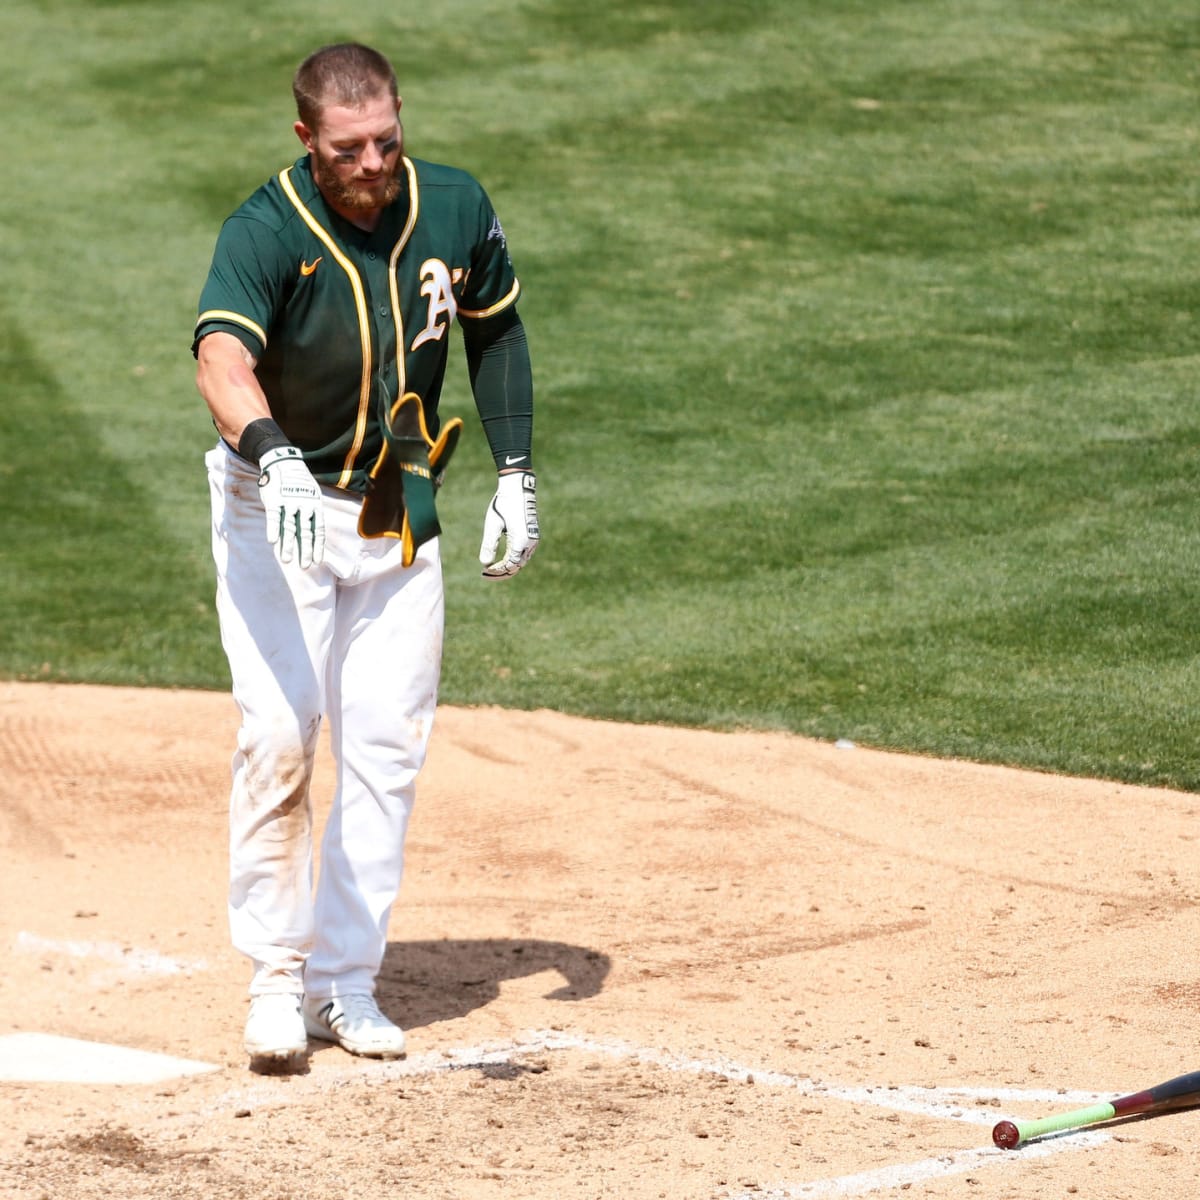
[{"left": 314, "top": 153, "right": 404, "bottom": 213}]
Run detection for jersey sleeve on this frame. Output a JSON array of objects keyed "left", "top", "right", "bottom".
[
  {"left": 192, "top": 214, "right": 292, "bottom": 357},
  {"left": 456, "top": 185, "right": 521, "bottom": 322}
]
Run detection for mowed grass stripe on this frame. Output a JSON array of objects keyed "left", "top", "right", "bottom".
[{"left": 0, "top": 0, "right": 1197, "bottom": 787}]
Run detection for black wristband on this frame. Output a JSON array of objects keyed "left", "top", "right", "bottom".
[{"left": 238, "top": 418, "right": 291, "bottom": 464}]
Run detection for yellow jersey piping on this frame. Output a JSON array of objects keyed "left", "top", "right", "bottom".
[
  {"left": 195, "top": 309, "right": 268, "bottom": 348},
  {"left": 458, "top": 279, "right": 521, "bottom": 320},
  {"left": 387, "top": 158, "right": 422, "bottom": 400},
  {"left": 278, "top": 165, "right": 373, "bottom": 488}
]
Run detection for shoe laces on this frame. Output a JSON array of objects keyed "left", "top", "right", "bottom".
[{"left": 338, "top": 992, "right": 387, "bottom": 1027}]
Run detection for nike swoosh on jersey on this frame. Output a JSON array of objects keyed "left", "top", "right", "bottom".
[
  {"left": 299, "top": 256, "right": 323, "bottom": 276},
  {"left": 504, "top": 454, "right": 527, "bottom": 465}
]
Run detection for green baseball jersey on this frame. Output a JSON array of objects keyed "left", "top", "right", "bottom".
[{"left": 193, "top": 153, "right": 521, "bottom": 490}]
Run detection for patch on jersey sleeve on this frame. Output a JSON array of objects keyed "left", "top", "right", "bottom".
[{"left": 486, "top": 215, "right": 506, "bottom": 246}]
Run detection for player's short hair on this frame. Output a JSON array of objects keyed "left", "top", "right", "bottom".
[{"left": 293, "top": 43, "right": 398, "bottom": 129}]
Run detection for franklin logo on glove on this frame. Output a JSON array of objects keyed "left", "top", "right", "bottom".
[{"left": 257, "top": 444, "right": 325, "bottom": 569}]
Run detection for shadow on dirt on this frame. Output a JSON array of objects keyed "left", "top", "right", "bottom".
[{"left": 376, "top": 938, "right": 611, "bottom": 1030}]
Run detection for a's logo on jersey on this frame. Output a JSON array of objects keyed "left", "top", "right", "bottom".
[
  {"left": 486, "top": 215, "right": 506, "bottom": 246},
  {"left": 411, "top": 259, "right": 458, "bottom": 351},
  {"left": 300, "top": 256, "right": 323, "bottom": 277}
]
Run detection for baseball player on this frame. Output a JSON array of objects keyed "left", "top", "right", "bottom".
[{"left": 192, "top": 42, "right": 539, "bottom": 1067}]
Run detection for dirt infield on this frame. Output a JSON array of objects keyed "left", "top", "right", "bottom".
[{"left": 1, "top": 680, "right": 1198, "bottom": 1199}]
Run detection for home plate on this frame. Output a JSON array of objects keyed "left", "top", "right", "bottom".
[{"left": 0, "top": 1033, "right": 219, "bottom": 1084}]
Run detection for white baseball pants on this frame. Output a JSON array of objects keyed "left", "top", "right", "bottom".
[{"left": 206, "top": 442, "right": 443, "bottom": 1001}]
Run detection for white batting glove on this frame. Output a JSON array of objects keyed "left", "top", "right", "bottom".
[
  {"left": 479, "top": 471, "right": 539, "bottom": 578},
  {"left": 258, "top": 445, "right": 326, "bottom": 568}
]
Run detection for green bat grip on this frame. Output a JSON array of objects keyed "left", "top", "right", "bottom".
[
  {"left": 993, "top": 1102, "right": 1116, "bottom": 1148},
  {"left": 1018, "top": 1101, "right": 1116, "bottom": 1141}
]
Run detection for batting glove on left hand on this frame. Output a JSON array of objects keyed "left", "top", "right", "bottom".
[
  {"left": 258, "top": 445, "right": 326, "bottom": 569},
  {"left": 480, "top": 471, "right": 539, "bottom": 578}
]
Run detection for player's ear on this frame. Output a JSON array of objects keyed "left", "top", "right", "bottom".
[{"left": 294, "top": 120, "right": 315, "bottom": 152}]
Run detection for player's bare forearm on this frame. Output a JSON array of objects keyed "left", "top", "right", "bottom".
[{"left": 195, "top": 331, "right": 271, "bottom": 450}]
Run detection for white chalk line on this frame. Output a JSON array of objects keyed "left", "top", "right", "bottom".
[
  {"left": 14, "top": 930, "right": 207, "bottom": 979},
  {"left": 201, "top": 1028, "right": 1112, "bottom": 1198},
  {"left": 509, "top": 1030, "right": 1107, "bottom": 1126},
  {"left": 495, "top": 1033, "right": 1112, "bottom": 1197},
  {"left": 724, "top": 1132, "right": 1109, "bottom": 1199}
]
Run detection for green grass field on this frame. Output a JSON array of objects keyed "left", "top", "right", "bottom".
[{"left": 1, "top": 1, "right": 1197, "bottom": 788}]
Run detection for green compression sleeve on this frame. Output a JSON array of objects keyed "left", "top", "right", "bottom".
[{"left": 462, "top": 310, "right": 534, "bottom": 472}]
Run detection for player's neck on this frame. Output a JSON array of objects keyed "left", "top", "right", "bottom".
[{"left": 333, "top": 204, "right": 383, "bottom": 233}]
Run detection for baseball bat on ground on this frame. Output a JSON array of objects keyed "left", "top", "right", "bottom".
[{"left": 992, "top": 1070, "right": 1200, "bottom": 1148}]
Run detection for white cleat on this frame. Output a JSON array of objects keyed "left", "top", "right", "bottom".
[
  {"left": 302, "top": 992, "right": 406, "bottom": 1059},
  {"left": 243, "top": 993, "right": 307, "bottom": 1064}
]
